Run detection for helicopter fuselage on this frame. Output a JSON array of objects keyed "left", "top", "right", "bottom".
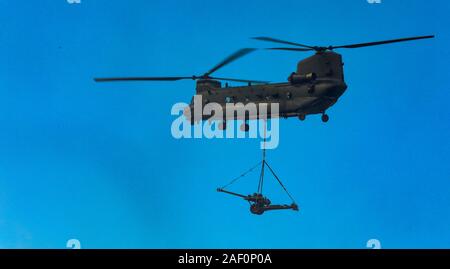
[{"left": 186, "top": 51, "right": 347, "bottom": 122}]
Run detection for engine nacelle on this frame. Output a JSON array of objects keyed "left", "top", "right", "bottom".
[{"left": 288, "top": 72, "right": 317, "bottom": 84}]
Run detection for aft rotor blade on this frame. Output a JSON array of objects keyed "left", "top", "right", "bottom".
[
  {"left": 210, "top": 76, "right": 269, "bottom": 84},
  {"left": 266, "top": 47, "right": 314, "bottom": 52},
  {"left": 94, "top": 76, "right": 194, "bottom": 82},
  {"left": 205, "top": 48, "right": 256, "bottom": 76},
  {"left": 252, "top": 36, "right": 315, "bottom": 49},
  {"left": 332, "top": 35, "right": 435, "bottom": 49}
]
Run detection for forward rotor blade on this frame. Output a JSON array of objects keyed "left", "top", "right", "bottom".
[
  {"left": 210, "top": 76, "right": 269, "bottom": 84},
  {"left": 205, "top": 48, "right": 256, "bottom": 76},
  {"left": 94, "top": 76, "right": 194, "bottom": 82},
  {"left": 252, "top": 37, "right": 315, "bottom": 49},
  {"left": 332, "top": 35, "right": 435, "bottom": 49},
  {"left": 267, "top": 47, "right": 314, "bottom": 52}
]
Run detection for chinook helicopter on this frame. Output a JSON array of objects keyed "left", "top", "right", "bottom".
[{"left": 94, "top": 35, "right": 434, "bottom": 131}]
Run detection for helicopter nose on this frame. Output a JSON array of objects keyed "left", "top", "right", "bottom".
[
  {"left": 183, "top": 106, "right": 194, "bottom": 122},
  {"left": 183, "top": 106, "right": 190, "bottom": 116}
]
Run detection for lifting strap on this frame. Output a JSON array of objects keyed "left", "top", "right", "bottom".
[
  {"left": 257, "top": 119, "right": 267, "bottom": 194},
  {"left": 264, "top": 161, "right": 296, "bottom": 204},
  {"left": 220, "top": 161, "right": 262, "bottom": 190},
  {"left": 219, "top": 120, "right": 296, "bottom": 204}
]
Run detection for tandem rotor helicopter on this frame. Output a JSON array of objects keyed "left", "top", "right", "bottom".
[{"left": 95, "top": 35, "right": 434, "bottom": 131}]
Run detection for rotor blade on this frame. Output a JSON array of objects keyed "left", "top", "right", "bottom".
[
  {"left": 266, "top": 47, "right": 314, "bottom": 52},
  {"left": 252, "top": 37, "right": 315, "bottom": 49},
  {"left": 332, "top": 35, "right": 435, "bottom": 49},
  {"left": 94, "top": 76, "right": 194, "bottom": 82},
  {"left": 210, "top": 76, "right": 269, "bottom": 84},
  {"left": 205, "top": 48, "right": 256, "bottom": 76}
]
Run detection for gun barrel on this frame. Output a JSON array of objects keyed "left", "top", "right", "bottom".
[{"left": 217, "top": 188, "right": 249, "bottom": 199}]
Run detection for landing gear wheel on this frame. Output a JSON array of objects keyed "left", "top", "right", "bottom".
[
  {"left": 321, "top": 114, "right": 329, "bottom": 123},
  {"left": 218, "top": 121, "right": 227, "bottom": 130},
  {"left": 298, "top": 114, "right": 306, "bottom": 121},
  {"left": 240, "top": 122, "right": 250, "bottom": 132}
]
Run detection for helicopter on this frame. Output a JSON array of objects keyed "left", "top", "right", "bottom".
[{"left": 94, "top": 35, "right": 434, "bottom": 131}]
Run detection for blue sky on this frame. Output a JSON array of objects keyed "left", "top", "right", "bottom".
[{"left": 0, "top": 0, "right": 449, "bottom": 248}]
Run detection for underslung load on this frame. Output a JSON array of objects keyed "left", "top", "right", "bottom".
[{"left": 217, "top": 131, "right": 298, "bottom": 215}]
